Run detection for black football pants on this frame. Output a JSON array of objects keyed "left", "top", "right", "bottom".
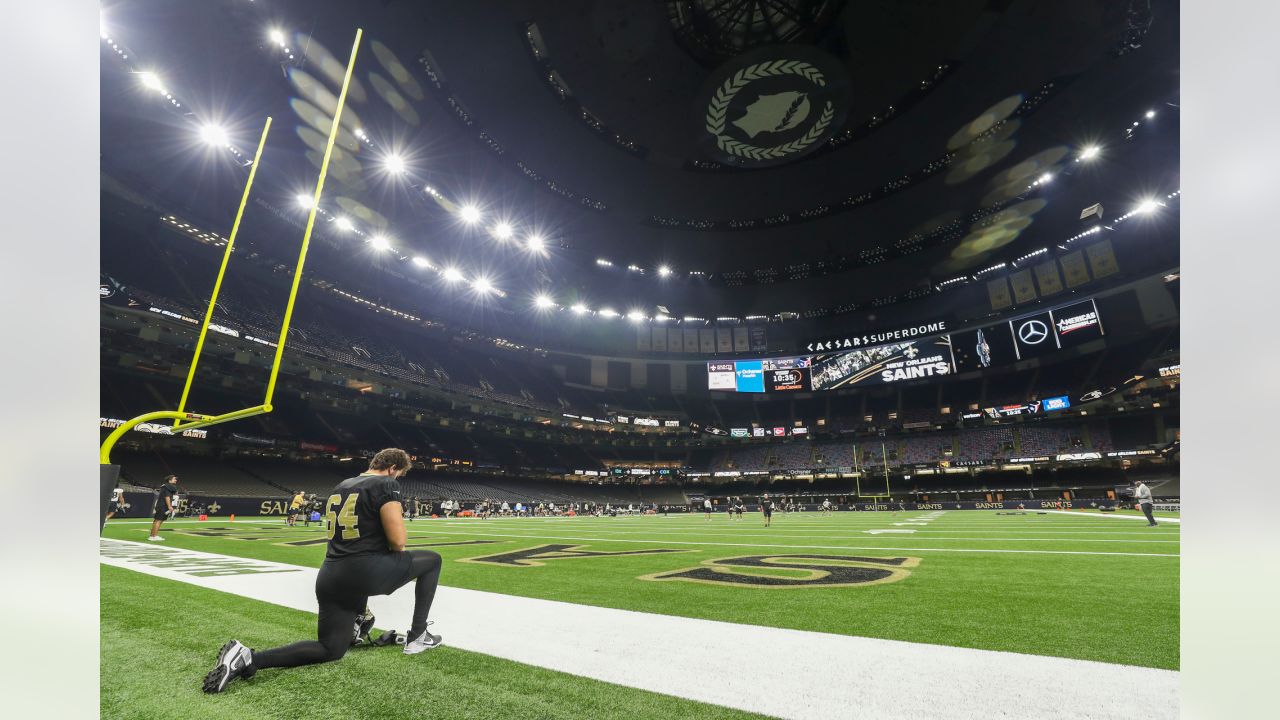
[
  {"left": 251, "top": 549, "right": 442, "bottom": 669},
  {"left": 1139, "top": 501, "right": 1157, "bottom": 525}
]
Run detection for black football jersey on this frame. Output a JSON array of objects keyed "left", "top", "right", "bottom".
[
  {"left": 324, "top": 474, "right": 404, "bottom": 560},
  {"left": 154, "top": 484, "right": 179, "bottom": 513}
]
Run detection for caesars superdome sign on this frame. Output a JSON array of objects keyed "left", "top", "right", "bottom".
[{"left": 697, "top": 45, "right": 850, "bottom": 168}]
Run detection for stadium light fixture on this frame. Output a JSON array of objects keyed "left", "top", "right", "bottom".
[
  {"left": 411, "top": 256, "right": 432, "bottom": 268},
  {"left": 138, "top": 71, "right": 164, "bottom": 93},
  {"left": 1136, "top": 198, "right": 1161, "bottom": 214},
  {"left": 1038, "top": 173, "right": 1052, "bottom": 184},
  {"left": 369, "top": 235, "right": 392, "bottom": 252},
  {"left": 334, "top": 216, "right": 354, "bottom": 232},
  {"left": 534, "top": 294, "right": 555, "bottom": 309},
  {"left": 626, "top": 310, "right": 646, "bottom": 322},
  {"left": 493, "top": 222, "right": 514, "bottom": 241},
  {"left": 658, "top": 265, "right": 672, "bottom": 277},
  {"left": 596, "top": 258, "right": 612, "bottom": 267},
  {"left": 296, "top": 194, "right": 315, "bottom": 209},
  {"left": 383, "top": 154, "right": 407, "bottom": 175},
  {"left": 459, "top": 204, "right": 482, "bottom": 224},
  {"left": 472, "top": 277, "right": 494, "bottom": 294},
  {"left": 269, "top": 28, "right": 286, "bottom": 45},
  {"left": 598, "top": 307, "right": 619, "bottom": 318},
  {"left": 1146, "top": 110, "right": 1156, "bottom": 119},
  {"left": 571, "top": 303, "right": 588, "bottom": 315},
  {"left": 442, "top": 266, "right": 464, "bottom": 283},
  {"left": 1079, "top": 145, "right": 1100, "bottom": 161},
  {"left": 526, "top": 234, "right": 547, "bottom": 255},
  {"left": 198, "top": 124, "right": 229, "bottom": 147}
]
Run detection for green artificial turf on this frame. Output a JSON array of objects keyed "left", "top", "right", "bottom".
[
  {"left": 103, "top": 510, "right": 1179, "bottom": 669},
  {"left": 102, "top": 566, "right": 767, "bottom": 720}
]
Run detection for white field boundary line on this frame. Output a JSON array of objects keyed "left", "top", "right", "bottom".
[
  {"left": 1039, "top": 510, "right": 1181, "bottom": 524},
  {"left": 100, "top": 539, "right": 1177, "bottom": 720},
  {"left": 121, "top": 523, "right": 1180, "bottom": 545}
]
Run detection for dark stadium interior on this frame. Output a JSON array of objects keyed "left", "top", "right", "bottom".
[{"left": 100, "top": 0, "right": 1179, "bottom": 511}]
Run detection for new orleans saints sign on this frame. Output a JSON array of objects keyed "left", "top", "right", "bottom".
[{"left": 696, "top": 45, "right": 850, "bottom": 168}]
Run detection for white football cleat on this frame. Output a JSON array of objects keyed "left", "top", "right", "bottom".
[
  {"left": 403, "top": 622, "right": 443, "bottom": 655},
  {"left": 147, "top": 535, "right": 164, "bottom": 541}
]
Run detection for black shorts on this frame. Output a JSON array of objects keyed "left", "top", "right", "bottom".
[
  {"left": 108, "top": 503, "right": 121, "bottom": 514},
  {"left": 318, "top": 552, "right": 416, "bottom": 609},
  {"left": 153, "top": 509, "right": 171, "bottom": 521},
  {"left": 762, "top": 508, "right": 772, "bottom": 517}
]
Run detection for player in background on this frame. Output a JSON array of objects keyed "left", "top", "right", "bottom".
[
  {"left": 822, "top": 498, "right": 832, "bottom": 516},
  {"left": 760, "top": 494, "right": 773, "bottom": 527},
  {"left": 287, "top": 491, "right": 305, "bottom": 527},
  {"left": 203, "top": 448, "right": 445, "bottom": 693},
  {"left": 1133, "top": 479, "right": 1158, "bottom": 526},
  {"left": 703, "top": 497, "right": 713, "bottom": 520},
  {"left": 148, "top": 475, "right": 180, "bottom": 541},
  {"left": 106, "top": 485, "right": 126, "bottom": 521}
]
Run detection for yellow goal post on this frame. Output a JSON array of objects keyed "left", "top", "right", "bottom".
[{"left": 99, "top": 29, "right": 363, "bottom": 467}]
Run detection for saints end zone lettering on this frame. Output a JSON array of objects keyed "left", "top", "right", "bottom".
[
  {"left": 460, "top": 543, "right": 688, "bottom": 568},
  {"left": 640, "top": 554, "right": 920, "bottom": 589}
]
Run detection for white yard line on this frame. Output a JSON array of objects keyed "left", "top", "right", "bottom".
[{"left": 101, "top": 539, "right": 1177, "bottom": 720}]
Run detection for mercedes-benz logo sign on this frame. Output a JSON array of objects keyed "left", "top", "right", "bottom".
[{"left": 1018, "top": 320, "right": 1049, "bottom": 345}]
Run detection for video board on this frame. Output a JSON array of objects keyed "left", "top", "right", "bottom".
[
  {"left": 810, "top": 336, "right": 954, "bottom": 391},
  {"left": 707, "top": 299, "right": 1103, "bottom": 393}
]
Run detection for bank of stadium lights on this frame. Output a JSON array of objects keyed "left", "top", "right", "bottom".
[
  {"left": 627, "top": 264, "right": 644, "bottom": 273},
  {"left": 267, "top": 28, "right": 295, "bottom": 61},
  {"left": 658, "top": 265, "right": 673, "bottom": 278},
  {"left": 626, "top": 310, "right": 647, "bottom": 322},
  {"left": 1146, "top": 110, "right": 1156, "bottom": 119},
  {"left": 974, "top": 262, "right": 1007, "bottom": 278},
  {"left": 1012, "top": 248, "right": 1048, "bottom": 265},
  {"left": 596, "top": 258, "right": 613, "bottom": 267},
  {"left": 1076, "top": 145, "right": 1101, "bottom": 162},
  {"left": 571, "top": 303, "right": 589, "bottom": 315},
  {"left": 525, "top": 234, "right": 547, "bottom": 255},
  {"left": 459, "top": 204, "right": 482, "bottom": 224},
  {"left": 411, "top": 256, "right": 432, "bottom": 269},
  {"left": 442, "top": 267, "right": 464, "bottom": 284},
  {"left": 471, "top": 277, "right": 495, "bottom": 295},
  {"left": 492, "top": 222, "right": 514, "bottom": 241},
  {"left": 533, "top": 294, "right": 555, "bottom": 310},
  {"left": 683, "top": 316, "right": 705, "bottom": 323},
  {"left": 296, "top": 194, "right": 315, "bottom": 209},
  {"left": 369, "top": 235, "right": 392, "bottom": 252},
  {"left": 598, "top": 308, "right": 619, "bottom": 318},
  {"left": 335, "top": 216, "right": 354, "bottom": 232}
]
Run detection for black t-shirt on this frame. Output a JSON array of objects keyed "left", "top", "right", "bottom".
[
  {"left": 154, "top": 484, "right": 179, "bottom": 513},
  {"left": 324, "top": 474, "right": 404, "bottom": 560}
]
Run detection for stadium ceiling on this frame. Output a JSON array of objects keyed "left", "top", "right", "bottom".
[{"left": 100, "top": 0, "right": 1178, "bottom": 319}]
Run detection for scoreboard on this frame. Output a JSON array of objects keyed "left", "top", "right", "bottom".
[{"left": 707, "top": 299, "right": 1104, "bottom": 393}]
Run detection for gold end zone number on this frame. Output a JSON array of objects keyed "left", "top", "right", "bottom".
[{"left": 325, "top": 494, "right": 360, "bottom": 541}]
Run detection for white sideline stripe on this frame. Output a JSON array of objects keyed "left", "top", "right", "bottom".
[
  {"left": 100, "top": 539, "right": 1177, "bottom": 720},
  {"left": 1039, "top": 510, "right": 1181, "bottom": 524}
]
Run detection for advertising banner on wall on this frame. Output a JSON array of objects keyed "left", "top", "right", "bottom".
[
  {"left": 1050, "top": 299, "right": 1104, "bottom": 348},
  {"left": 1009, "top": 311, "right": 1060, "bottom": 360}
]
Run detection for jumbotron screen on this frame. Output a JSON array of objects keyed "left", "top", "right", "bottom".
[{"left": 707, "top": 299, "right": 1103, "bottom": 393}]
